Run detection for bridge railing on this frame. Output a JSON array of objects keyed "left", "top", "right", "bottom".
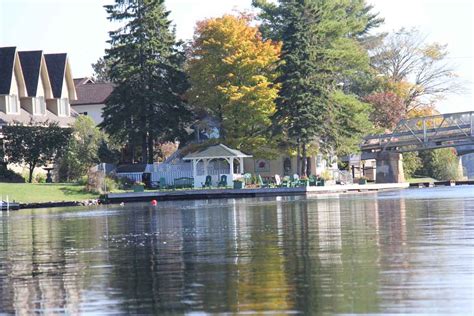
[{"left": 361, "top": 111, "right": 474, "bottom": 153}]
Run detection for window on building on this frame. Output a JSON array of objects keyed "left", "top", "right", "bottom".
[
  {"left": 58, "top": 98, "right": 69, "bottom": 116},
  {"left": 32, "top": 96, "right": 46, "bottom": 115},
  {"left": 6, "top": 95, "right": 19, "bottom": 114}
]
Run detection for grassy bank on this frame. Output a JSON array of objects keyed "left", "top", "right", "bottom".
[{"left": 0, "top": 183, "right": 98, "bottom": 203}]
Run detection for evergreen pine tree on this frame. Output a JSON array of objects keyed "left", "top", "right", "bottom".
[
  {"left": 100, "top": 0, "right": 189, "bottom": 163},
  {"left": 257, "top": 0, "right": 379, "bottom": 174}
]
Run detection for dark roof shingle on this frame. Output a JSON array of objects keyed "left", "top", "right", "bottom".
[
  {"left": 70, "top": 82, "right": 115, "bottom": 105},
  {"left": 44, "top": 53, "right": 67, "bottom": 98},
  {"left": 18, "top": 51, "right": 42, "bottom": 97},
  {"left": 0, "top": 47, "right": 16, "bottom": 95},
  {"left": 116, "top": 164, "right": 148, "bottom": 173}
]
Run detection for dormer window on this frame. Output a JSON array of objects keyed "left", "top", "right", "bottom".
[
  {"left": 32, "top": 96, "right": 46, "bottom": 115},
  {"left": 58, "top": 97, "right": 70, "bottom": 116},
  {"left": 6, "top": 95, "right": 20, "bottom": 114}
]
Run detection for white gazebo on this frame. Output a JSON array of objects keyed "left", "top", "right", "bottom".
[{"left": 183, "top": 144, "right": 252, "bottom": 188}]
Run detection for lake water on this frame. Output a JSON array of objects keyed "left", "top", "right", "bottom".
[{"left": 1, "top": 187, "right": 473, "bottom": 314}]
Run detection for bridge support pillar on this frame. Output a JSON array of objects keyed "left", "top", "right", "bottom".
[{"left": 375, "top": 152, "right": 405, "bottom": 183}]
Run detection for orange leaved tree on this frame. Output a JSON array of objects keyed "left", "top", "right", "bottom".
[{"left": 186, "top": 14, "right": 281, "bottom": 157}]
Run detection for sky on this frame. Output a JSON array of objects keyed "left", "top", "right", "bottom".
[{"left": 0, "top": 0, "right": 472, "bottom": 113}]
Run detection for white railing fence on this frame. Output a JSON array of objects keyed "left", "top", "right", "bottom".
[{"left": 116, "top": 162, "right": 231, "bottom": 186}]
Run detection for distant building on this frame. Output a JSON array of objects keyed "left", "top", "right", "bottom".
[
  {"left": 0, "top": 46, "right": 77, "bottom": 128},
  {"left": 71, "top": 78, "right": 114, "bottom": 124}
]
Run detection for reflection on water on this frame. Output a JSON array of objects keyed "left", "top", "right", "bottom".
[{"left": 1, "top": 187, "right": 473, "bottom": 314}]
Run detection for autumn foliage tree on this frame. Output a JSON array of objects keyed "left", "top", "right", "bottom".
[
  {"left": 186, "top": 14, "right": 282, "bottom": 156},
  {"left": 364, "top": 92, "right": 406, "bottom": 130},
  {"left": 370, "top": 28, "right": 463, "bottom": 113}
]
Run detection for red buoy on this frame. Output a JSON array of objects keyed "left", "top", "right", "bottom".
[{"left": 151, "top": 200, "right": 158, "bottom": 206}]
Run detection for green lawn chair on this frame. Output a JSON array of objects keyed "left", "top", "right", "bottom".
[
  {"left": 159, "top": 177, "right": 167, "bottom": 189},
  {"left": 290, "top": 174, "right": 300, "bottom": 187},
  {"left": 202, "top": 175, "right": 212, "bottom": 188},
  {"left": 243, "top": 173, "right": 252, "bottom": 186},
  {"left": 258, "top": 175, "right": 270, "bottom": 188},
  {"left": 218, "top": 175, "right": 227, "bottom": 187},
  {"left": 281, "top": 176, "right": 291, "bottom": 187},
  {"left": 275, "top": 174, "right": 282, "bottom": 187}
]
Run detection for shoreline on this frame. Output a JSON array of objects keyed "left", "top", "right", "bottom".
[
  {"left": 7, "top": 181, "right": 474, "bottom": 210},
  {"left": 104, "top": 183, "right": 410, "bottom": 204}
]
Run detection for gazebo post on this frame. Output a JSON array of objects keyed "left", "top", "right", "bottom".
[
  {"left": 204, "top": 159, "right": 209, "bottom": 176},
  {"left": 239, "top": 158, "right": 244, "bottom": 174},
  {"left": 192, "top": 159, "right": 199, "bottom": 179},
  {"left": 229, "top": 158, "right": 234, "bottom": 185}
]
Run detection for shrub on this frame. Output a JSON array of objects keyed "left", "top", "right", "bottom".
[
  {"left": 85, "top": 171, "right": 105, "bottom": 194},
  {"left": 118, "top": 177, "right": 135, "bottom": 189},
  {"left": 35, "top": 173, "right": 47, "bottom": 183},
  {"left": 104, "top": 177, "right": 118, "bottom": 192},
  {"left": 321, "top": 170, "right": 333, "bottom": 181},
  {"left": 403, "top": 151, "right": 422, "bottom": 179},
  {"left": 77, "top": 175, "right": 88, "bottom": 186},
  {"left": 418, "top": 148, "right": 461, "bottom": 180},
  {"left": 431, "top": 148, "right": 461, "bottom": 180}
]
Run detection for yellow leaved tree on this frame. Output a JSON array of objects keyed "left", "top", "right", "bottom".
[{"left": 186, "top": 14, "right": 281, "bottom": 157}]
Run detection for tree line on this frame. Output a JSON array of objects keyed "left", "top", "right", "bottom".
[
  {"left": 96, "top": 0, "right": 461, "bottom": 176},
  {"left": 0, "top": 0, "right": 464, "bottom": 182}
]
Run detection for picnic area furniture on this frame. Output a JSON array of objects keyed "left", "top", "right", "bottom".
[
  {"left": 218, "top": 175, "right": 228, "bottom": 187},
  {"left": 202, "top": 175, "right": 212, "bottom": 188},
  {"left": 174, "top": 177, "right": 194, "bottom": 189}
]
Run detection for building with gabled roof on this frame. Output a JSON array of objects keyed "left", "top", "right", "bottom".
[
  {"left": 44, "top": 53, "right": 77, "bottom": 118},
  {"left": 0, "top": 47, "right": 78, "bottom": 128},
  {"left": 0, "top": 47, "right": 27, "bottom": 117},
  {"left": 71, "top": 78, "right": 114, "bottom": 124},
  {"left": 18, "top": 50, "right": 53, "bottom": 116}
]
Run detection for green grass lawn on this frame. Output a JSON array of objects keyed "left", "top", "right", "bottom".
[{"left": 0, "top": 183, "right": 99, "bottom": 203}]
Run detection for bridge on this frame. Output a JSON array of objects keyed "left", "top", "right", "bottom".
[{"left": 359, "top": 111, "right": 474, "bottom": 183}]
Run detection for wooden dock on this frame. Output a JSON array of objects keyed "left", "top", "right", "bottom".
[
  {"left": 409, "top": 180, "right": 474, "bottom": 188},
  {"left": 105, "top": 183, "right": 410, "bottom": 204},
  {"left": 1, "top": 201, "right": 20, "bottom": 211}
]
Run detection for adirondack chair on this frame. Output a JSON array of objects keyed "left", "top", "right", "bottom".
[
  {"left": 274, "top": 174, "right": 282, "bottom": 187},
  {"left": 218, "top": 175, "right": 227, "bottom": 187},
  {"left": 159, "top": 177, "right": 167, "bottom": 189},
  {"left": 290, "top": 174, "right": 300, "bottom": 187},
  {"left": 202, "top": 175, "right": 212, "bottom": 188},
  {"left": 243, "top": 173, "right": 252, "bottom": 185},
  {"left": 258, "top": 175, "right": 270, "bottom": 188},
  {"left": 281, "top": 176, "right": 291, "bottom": 187}
]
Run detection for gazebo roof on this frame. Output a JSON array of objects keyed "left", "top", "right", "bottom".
[{"left": 183, "top": 144, "right": 252, "bottom": 160}]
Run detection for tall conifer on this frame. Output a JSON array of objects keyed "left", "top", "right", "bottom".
[
  {"left": 256, "top": 0, "right": 380, "bottom": 174},
  {"left": 101, "top": 0, "right": 189, "bottom": 163}
]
